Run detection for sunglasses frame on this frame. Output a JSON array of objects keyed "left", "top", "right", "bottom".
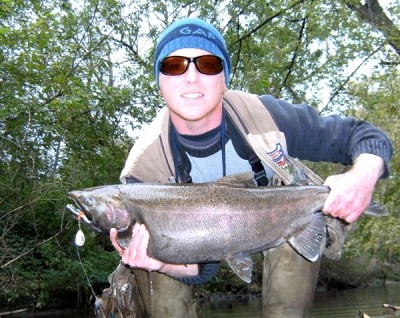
[{"left": 159, "top": 55, "right": 224, "bottom": 76}]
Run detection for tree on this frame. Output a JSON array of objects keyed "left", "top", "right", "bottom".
[
  {"left": 0, "top": 0, "right": 399, "bottom": 309},
  {"left": 0, "top": 0, "right": 136, "bottom": 307},
  {"left": 343, "top": 67, "right": 400, "bottom": 272},
  {"left": 347, "top": 0, "right": 400, "bottom": 56}
]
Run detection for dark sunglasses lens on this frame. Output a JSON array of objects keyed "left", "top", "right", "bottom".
[
  {"left": 160, "top": 57, "right": 188, "bottom": 75},
  {"left": 196, "top": 56, "right": 223, "bottom": 75}
]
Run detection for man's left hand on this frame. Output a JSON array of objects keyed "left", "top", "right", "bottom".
[{"left": 323, "top": 153, "right": 384, "bottom": 223}]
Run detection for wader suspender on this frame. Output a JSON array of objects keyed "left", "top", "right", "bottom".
[
  {"left": 223, "top": 90, "right": 293, "bottom": 184},
  {"left": 223, "top": 90, "right": 323, "bottom": 186}
]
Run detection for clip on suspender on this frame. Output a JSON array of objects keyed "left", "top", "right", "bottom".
[{"left": 248, "top": 153, "right": 269, "bottom": 186}]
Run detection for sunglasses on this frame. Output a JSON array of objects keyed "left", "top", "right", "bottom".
[{"left": 160, "top": 55, "right": 224, "bottom": 76}]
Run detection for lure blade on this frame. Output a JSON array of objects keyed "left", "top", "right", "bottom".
[{"left": 75, "top": 229, "right": 85, "bottom": 246}]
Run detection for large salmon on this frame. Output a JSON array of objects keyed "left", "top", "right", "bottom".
[{"left": 66, "top": 173, "right": 332, "bottom": 282}]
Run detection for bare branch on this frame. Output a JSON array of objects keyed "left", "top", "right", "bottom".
[
  {"left": 279, "top": 17, "right": 308, "bottom": 97},
  {"left": 320, "top": 46, "right": 382, "bottom": 114},
  {"left": 228, "top": 0, "right": 307, "bottom": 49},
  {"left": 109, "top": 36, "right": 148, "bottom": 68}
]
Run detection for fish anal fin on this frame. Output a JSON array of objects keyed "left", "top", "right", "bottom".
[
  {"left": 288, "top": 212, "right": 325, "bottom": 262},
  {"left": 225, "top": 255, "right": 253, "bottom": 283}
]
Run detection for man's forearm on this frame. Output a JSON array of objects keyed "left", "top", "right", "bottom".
[
  {"left": 351, "top": 153, "right": 384, "bottom": 181},
  {"left": 158, "top": 263, "right": 199, "bottom": 277}
]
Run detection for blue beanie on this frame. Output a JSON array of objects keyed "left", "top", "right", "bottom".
[{"left": 154, "top": 18, "right": 231, "bottom": 86}]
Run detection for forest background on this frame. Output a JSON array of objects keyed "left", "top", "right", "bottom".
[{"left": 1, "top": 0, "right": 399, "bottom": 311}]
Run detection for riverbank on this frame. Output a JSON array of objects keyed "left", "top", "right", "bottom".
[{"left": 0, "top": 308, "right": 81, "bottom": 318}]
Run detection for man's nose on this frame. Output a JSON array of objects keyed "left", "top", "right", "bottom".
[{"left": 184, "top": 62, "right": 199, "bottom": 83}]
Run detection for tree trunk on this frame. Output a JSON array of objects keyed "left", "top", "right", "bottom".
[{"left": 347, "top": 0, "right": 400, "bottom": 56}]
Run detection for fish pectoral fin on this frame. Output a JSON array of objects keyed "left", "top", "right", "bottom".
[
  {"left": 225, "top": 255, "right": 253, "bottom": 283},
  {"left": 115, "top": 226, "right": 133, "bottom": 249},
  {"left": 288, "top": 212, "right": 325, "bottom": 262}
]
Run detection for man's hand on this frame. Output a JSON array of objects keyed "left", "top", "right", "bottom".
[
  {"left": 323, "top": 153, "right": 384, "bottom": 223},
  {"left": 110, "top": 223, "right": 199, "bottom": 277},
  {"left": 110, "top": 224, "right": 165, "bottom": 271}
]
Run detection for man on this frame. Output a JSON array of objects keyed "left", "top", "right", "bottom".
[{"left": 109, "top": 18, "right": 392, "bottom": 317}]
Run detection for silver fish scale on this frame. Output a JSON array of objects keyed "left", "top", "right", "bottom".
[
  {"left": 68, "top": 180, "right": 329, "bottom": 266},
  {"left": 115, "top": 183, "right": 329, "bottom": 264}
]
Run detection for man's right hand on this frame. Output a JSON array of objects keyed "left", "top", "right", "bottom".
[{"left": 110, "top": 223, "right": 199, "bottom": 277}]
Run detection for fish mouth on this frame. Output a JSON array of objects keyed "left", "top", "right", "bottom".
[{"left": 65, "top": 202, "right": 102, "bottom": 233}]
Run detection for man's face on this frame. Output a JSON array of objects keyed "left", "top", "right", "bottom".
[{"left": 159, "top": 48, "right": 227, "bottom": 135}]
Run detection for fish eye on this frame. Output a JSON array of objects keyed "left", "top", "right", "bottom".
[{"left": 84, "top": 198, "right": 93, "bottom": 206}]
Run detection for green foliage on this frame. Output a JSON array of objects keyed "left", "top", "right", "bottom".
[
  {"left": 0, "top": 0, "right": 399, "bottom": 310},
  {"left": 339, "top": 67, "right": 400, "bottom": 274}
]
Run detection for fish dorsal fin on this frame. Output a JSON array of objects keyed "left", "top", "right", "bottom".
[
  {"left": 288, "top": 212, "right": 325, "bottom": 262},
  {"left": 213, "top": 172, "right": 256, "bottom": 188},
  {"left": 225, "top": 254, "right": 253, "bottom": 283},
  {"left": 284, "top": 156, "right": 324, "bottom": 186}
]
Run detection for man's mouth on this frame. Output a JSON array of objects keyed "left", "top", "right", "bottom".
[{"left": 182, "top": 93, "right": 203, "bottom": 99}]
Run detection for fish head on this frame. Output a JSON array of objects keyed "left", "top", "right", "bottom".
[{"left": 67, "top": 186, "right": 132, "bottom": 233}]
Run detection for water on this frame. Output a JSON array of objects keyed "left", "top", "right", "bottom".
[
  {"left": 310, "top": 284, "right": 400, "bottom": 317},
  {"left": 3, "top": 283, "right": 399, "bottom": 317},
  {"left": 199, "top": 283, "right": 400, "bottom": 318}
]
